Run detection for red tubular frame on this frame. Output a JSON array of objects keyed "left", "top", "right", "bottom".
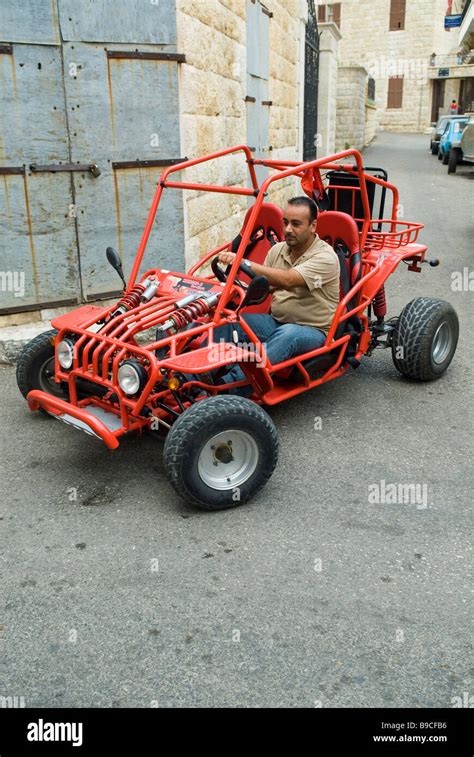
[{"left": 28, "top": 145, "right": 427, "bottom": 445}]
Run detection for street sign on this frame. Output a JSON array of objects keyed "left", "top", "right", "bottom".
[
  {"left": 438, "top": 68, "right": 450, "bottom": 77},
  {"left": 444, "top": 14, "right": 462, "bottom": 28}
]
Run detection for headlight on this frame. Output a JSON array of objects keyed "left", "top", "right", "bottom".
[
  {"left": 118, "top": 360, "right": 147, "bottom": 396},
  {"left": 57, "top": 339, "right": 74, "bottom": 369}
]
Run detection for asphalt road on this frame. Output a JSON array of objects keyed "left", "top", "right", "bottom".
[{"left": 0, "top": 133, "right": 472, "bottom": 708}]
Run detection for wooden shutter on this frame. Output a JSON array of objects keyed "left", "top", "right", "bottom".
[
  {"left": 389, "top": 0, "right": 406, "bottom": 31},
  {"left": 387, "top": 77, "right": 404, "bottom": 108},
  {"left": 332, "top": 3, "right": 341, "bottom": 28},
  {"left": 318, "top": 5, "right": 326, "bottom": 22}
]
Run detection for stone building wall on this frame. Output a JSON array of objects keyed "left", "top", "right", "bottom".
[
  {"left": 335, "top": 66, "right": 368, "bottom": 150},
  {"left": 333, "top": 0, "right": 455, "bottom": 132},
  {"left": 365, "top": 102, "right": 378, "bottom": 145},
  {"left": 177, "top": 0, "right": 306, "bottom": 270}
]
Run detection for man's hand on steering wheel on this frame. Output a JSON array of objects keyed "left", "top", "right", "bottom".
[
  {"left": 211, "top": 251, "right": 256, "bottom": 288},
  {"left": 217, "top": 251, "right": 238, "bottom": 267}
]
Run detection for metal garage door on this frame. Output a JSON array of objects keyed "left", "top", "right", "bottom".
[{"left": 0, "top": 0, "right": 184, "bottom": 313}]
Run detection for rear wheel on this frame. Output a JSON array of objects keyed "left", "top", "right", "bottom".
[
  {"left": 438, "top": 150, "right": 443, "bottom": 161},
  {"left": 163, "top": 395, "right": 278, "bottom": 510},
  {"left": 442, "top": 150, "right": 449, "bottom": 165},
  {"left": 391, "top": 298, "right": 459, "bottom": 381},
  {"left": 431, "top": 142, "right": 438, "bottom": 155},
  {"left": 448, "top": 148, "right": 459, "bottom": 174},
  {"left": 16, "top": 329, "right": 66, "bottom": 400}
]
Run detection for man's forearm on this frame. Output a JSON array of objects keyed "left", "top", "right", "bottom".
[{"left": 246, "top": 261, "right": 293, "bottom": 289}]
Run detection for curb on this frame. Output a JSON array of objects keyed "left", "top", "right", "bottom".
[{"left": 0, "top": 322, "right": 52, "bottom": 365}]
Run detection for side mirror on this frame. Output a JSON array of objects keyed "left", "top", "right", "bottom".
[
  {"left": 106, "top": 247, "right": 127, "bottom": 289},
  {"left": 238, "top": 275, "right": 270, "bottom": 310}
]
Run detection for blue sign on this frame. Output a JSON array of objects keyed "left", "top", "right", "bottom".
[
  {"left": 438, "top": 68, "right": 450, "bottom": 77},
  {"left": 444, "top": 14, "right": 462, "bottom": 28}
]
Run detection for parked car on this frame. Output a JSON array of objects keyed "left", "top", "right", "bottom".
[
  {"left": 447, "top": 119, "right": 474, "bottom": 174},
  {"left": 430, "top": 115, "right": 450, "bottom": 155},
  {"left": 438, "top": 117, "right": 470, "bottom": 165}
]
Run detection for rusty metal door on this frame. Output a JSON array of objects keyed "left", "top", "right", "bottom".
[{"left": 0, "top": 0, "right": 184, "bottom": 313}]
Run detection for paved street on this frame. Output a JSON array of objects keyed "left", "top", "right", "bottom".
[{"left": 1, "top": 132, "right": 472, "bottom": 708}]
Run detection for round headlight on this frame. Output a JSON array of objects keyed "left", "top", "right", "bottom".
[
  {"left": 57, "top": 339, "right": 74, "bottom": 370},
  {"left": 118, "top": 360, "right": 147, "bottom": 396}
]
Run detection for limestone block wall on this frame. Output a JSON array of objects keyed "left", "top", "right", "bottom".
[
  {"left": 177, "top": 0, "right": 305, "bottom": 270},
  {"left": 365, "top": 103, "right": 378, "bottom": 145},
  {"left": 335, "top": 66, "right": 368, "bottom": 151},
  {"left": 335, "top": 0, "right": 454, "bottom": 132}
]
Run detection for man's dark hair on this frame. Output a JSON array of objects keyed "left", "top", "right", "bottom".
[{"left": 287, "top": 196, "right": 318, "bottom": 223}]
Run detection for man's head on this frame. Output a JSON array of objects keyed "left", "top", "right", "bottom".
[{"left": 283, "top": 196, "right": 318, "bottom": 249}]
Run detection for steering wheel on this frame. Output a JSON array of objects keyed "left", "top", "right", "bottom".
[{"left": 211, "top": 256, "right": 256, "bottom": 288}]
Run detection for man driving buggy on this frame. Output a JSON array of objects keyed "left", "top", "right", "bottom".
[{"left": 190, "top": 196, "right": 340, "bottom": 396}]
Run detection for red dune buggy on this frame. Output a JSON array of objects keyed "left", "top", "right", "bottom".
[{"left": 18, "top": 146, "right": 459, "bottom": 510}]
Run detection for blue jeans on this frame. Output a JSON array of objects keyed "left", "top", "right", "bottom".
[{"left": 206, "top": 313, "right": 327, "bottom": 397}]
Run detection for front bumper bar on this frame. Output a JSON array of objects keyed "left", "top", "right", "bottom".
[{"left": 27, "top": 390, "right": 121, "bottom": 449}]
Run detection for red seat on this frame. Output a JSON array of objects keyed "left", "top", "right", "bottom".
[
  {"left": 316, "top": 211, "right": 362, "bottom": 304},
  {"left": 236, "top": 202, "right": 284, "bottom": 314}
]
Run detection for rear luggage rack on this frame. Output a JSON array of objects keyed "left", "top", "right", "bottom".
[{"left": 365, "top": 221, "right": 424, "bottom": 251}]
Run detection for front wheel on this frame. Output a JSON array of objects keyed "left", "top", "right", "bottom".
[
  {"left": 442, "top": 150, "right": 449, "bottom": 165},
  {"left": 391, "top": 298, "right": 459, "bottom": 381},
  {"left": 163, "top": 395, "right": 278, "bottom": 510},
  {"left": 16, "top": 329, "right": 66, "bottom": 400},
  {"left": 438, "top": 150, "right": 443, "bottom": 161},
  {"left": 431, "top": 142, "right": 438, "bottom": 155}
]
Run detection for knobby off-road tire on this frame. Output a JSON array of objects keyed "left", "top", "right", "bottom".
[
  {"left": 16, "top": 329, "right": 66, "bottom": 401},
  {"left": 448, "top": 148, "right": 459, "bottom": 174},
  {"left": 163, "top": 395, "right": 279, "bottom": 511},
  {"left": 391, "top": 298, "right": 459, "bottom": 381}
]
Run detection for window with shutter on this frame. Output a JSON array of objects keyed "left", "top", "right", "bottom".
[
  {"left": 387, "top": 77, "right": 404, "bottom": 108},
  {"left": 389, "top": 0, "right": 406, "bottom": 31},
  {"left": 332, "top": 3, "right": 341, "bottom": 28}
]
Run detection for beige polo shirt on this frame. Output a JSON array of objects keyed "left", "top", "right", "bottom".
[{"left": 263, "top": 235, "right": 340, "bottom": 333}]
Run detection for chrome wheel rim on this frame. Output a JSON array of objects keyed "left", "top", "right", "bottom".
[
  {"left": 197, "top": 430, "right": 259, "bottom": 490},
  {"left": 432, "top": 322, "right": 452, "bottom": 365},
  {"left": 39, "top": 356, "right": 63, "bottom": 397}
]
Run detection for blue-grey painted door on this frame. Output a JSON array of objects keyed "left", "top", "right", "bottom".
[
  {"left": 0, "top": 0, "right": 183, "bottom": 313},
  {"left": 62, "top": 42, "right": 184, "bottom": 299},
  {"left": 0, "top": 43, "right": 80, "bottom": 311}
]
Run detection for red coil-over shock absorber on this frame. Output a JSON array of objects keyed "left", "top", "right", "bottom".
[
  {"left": 109, "top": 282, "right": 148, "bottom": 320},
  {"left": 373, "top": 285, "right": 387, "bottom": 323},
  {"left": 156, "top": 293, "right": 220, "bottom": 339}
]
